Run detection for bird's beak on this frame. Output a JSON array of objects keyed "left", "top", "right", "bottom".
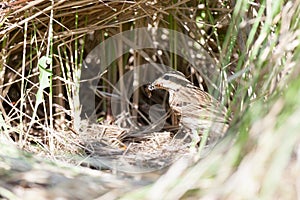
[
  {"left": 147, "top": 81, "right": 162, "bottom": 97},
  {"left": 148, "top": 83, "right": 156, "bottom": 91},
  {"left": 147, "top": 81, "right": 164, "bottom": 98},
  {"left": 148, "top": 80, "right": 164, "bottom": 91},
  {"left": 146, "top": 84, "right": 152, "bottom": 98}
]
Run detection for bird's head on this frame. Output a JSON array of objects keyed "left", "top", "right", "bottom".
[{"left": 148, "top": 71, "right": 191, "bottom": 92}]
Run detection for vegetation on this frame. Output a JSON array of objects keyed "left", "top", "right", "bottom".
[{"left": 0, "top": 0, "right": 300, "bottom": 199}]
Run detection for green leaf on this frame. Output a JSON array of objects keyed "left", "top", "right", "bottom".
[{"left": 36, "top": 56, "right": 52, "bottom": 106}]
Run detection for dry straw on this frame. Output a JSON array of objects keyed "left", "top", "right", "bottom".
[{"left": 0, "top": 0, "right": 300, "bottom": 199}]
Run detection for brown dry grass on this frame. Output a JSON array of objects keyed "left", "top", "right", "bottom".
[{"left": 1, "top": 0, "right": 300, "bottom": 199}]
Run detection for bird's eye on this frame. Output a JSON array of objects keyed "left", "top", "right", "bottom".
[{"left": 163, "top": 75, "right": 170, "bottom": 80}]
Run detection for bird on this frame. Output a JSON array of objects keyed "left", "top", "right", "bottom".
[{"left": 148, "top": 70, "right": 229, "bottom": 147}]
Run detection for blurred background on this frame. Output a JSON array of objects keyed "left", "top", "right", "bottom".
[{"left": 1, "top": 0, "right": 300, "bottom": 199}]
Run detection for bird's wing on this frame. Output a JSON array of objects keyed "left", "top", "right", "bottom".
[{"left": 183, "top": 87, "right": 228, "bottom": 123}]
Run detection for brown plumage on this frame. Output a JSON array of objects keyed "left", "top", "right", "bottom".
[{"left": 148, "top": 71, "right": 228, "bottom": 144}]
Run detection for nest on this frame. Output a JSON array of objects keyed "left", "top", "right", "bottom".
[
  {"left": 2, "top": 0, "right": 300, "bottom": 199},
  {"left": 78, "top": 120, "right": 203, "bottom": 172}
]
